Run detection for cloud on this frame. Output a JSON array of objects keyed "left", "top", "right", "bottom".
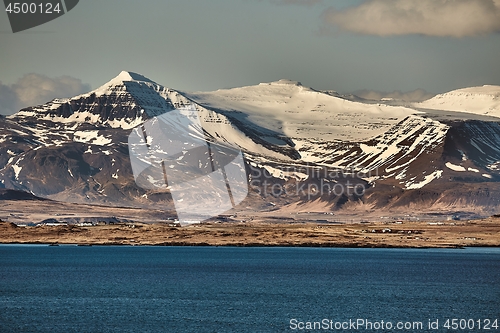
[
  {"left": 321, "top": 0, "right": 500, "bottom": 37},
  {"left": 0, "top": 74, "right": 90, "bottom": 115},
  {"left": 353, "top": 89, "right": 435, "bottom": 102},
  {"left": 0, "top": 84, "right": 18, "bottom": 115}
]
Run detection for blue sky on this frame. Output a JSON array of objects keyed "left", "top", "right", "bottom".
[{"left": 1, "top": 0, "right": 500, "bottom": 114}]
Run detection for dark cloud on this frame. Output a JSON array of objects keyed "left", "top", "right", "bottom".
[
  {"left": 353, "top": 89, "right": 435, "bottom": 102},
  {"left": 322, "top": 0, "right": 500, "bottom": 37},
  {"left": 0, "top": 74, "right": 90, "bottom": 115}
]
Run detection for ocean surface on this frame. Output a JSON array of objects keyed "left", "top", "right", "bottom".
[{"left": 0, "top": 246, "right": 499, "bottom": 333}]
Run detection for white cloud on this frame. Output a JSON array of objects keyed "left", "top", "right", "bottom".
[
  {"left": 322, "top": 0, "right": 500, "bottom": 37},
  {"left": 0, "top": 74, "right": 90, "bottom": 115},
  {"left": 353, "top": 89, "right": 435, "bottom": 102}
]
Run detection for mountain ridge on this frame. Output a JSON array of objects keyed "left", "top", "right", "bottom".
[{"left": 1, "top": 72, "right": 500, "bottom": 219}]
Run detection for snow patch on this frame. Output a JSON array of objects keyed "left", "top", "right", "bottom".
[
  {"left": 405, "top": 170, "right": 443, "bottom": 190},
  {"left": 445, "top": 162, "right": 466, "bottom": 172},
  {"left": 12, "top": 164, "right": 22, "bottom": 180},
  {"left": 74, "top": 131, "right": 112, "bottom": 146},
  {"left": 487, "top": 162, "right": 500, "bottom": 170}
]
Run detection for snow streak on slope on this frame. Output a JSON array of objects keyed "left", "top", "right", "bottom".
[
  {"left": 445, "top": 121, "right": 500, "bottom": 172},
  {"left": 312, "top": 115, "right": 449, "bottom": 188},
  {"left": 417, "top": 85, "right": 500, "bottom": 118},
  {"left": 405, "top": 170, "right": 443, "bottom": 190},
  {"left": 187, "top": 80, "right": 420, "bottom": 142}
]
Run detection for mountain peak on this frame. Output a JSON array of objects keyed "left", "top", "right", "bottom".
[
  {"left": 107, "top": 71, "right": 156, "bottom": 85},
  {"left": 265, "top": 79, "right": 302, "bottom": 86},
  {"left": 91, "top": 71, "right": 159, "bottom": 97}
]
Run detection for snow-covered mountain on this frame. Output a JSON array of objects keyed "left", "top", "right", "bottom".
[
  {"left": 12, "top": 71, "right": 190, "bottom": 129},
  {"left": 417, "top": 85, "right": 500, "bottom": 118},
  {"left": 1, "top": 72, "right": 500, "bottom": 216},
  {"left": 187, "top": 81, "right": 500, "bottom": 188},
  {"left": 187, "top": 79, "right": 418, "bottom": 142}
]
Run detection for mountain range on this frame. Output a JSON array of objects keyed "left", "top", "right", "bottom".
[{"left": 1, "top": 71, "right": 500, "bottom": 219}]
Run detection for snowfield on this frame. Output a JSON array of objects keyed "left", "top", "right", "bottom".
[
  {"left": 417, "top": 85, "right": 500, "bottom": 118},
  {"left": 187, "top": 79, "right": 420, "bottom": 142}
]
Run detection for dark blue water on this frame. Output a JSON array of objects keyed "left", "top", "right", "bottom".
[{"left": 0, "top": 246, "right": 499, "bottom": 333}]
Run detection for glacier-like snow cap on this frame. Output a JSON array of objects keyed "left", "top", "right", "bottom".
[{"left": 106, "top": 71, "right": 156, "bottom": 85}]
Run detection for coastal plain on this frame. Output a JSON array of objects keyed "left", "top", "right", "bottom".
[{"left": 1, "top": 200, "right": 499, "bottom": 248}]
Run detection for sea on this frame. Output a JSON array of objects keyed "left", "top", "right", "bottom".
[{"left": 0, "top": 246, "right": 499, "bottom": 333}]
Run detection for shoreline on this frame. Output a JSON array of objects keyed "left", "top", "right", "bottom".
[
  {"left": 1, "top": 218, "right": 499, "bottom": 249},
  {"left": 0, "top": 240, "right": 470, "bottom": 248}
]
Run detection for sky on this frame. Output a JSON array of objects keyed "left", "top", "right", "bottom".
[{"left": 1, "top": 0, "right": 500, "bottom": 114}]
